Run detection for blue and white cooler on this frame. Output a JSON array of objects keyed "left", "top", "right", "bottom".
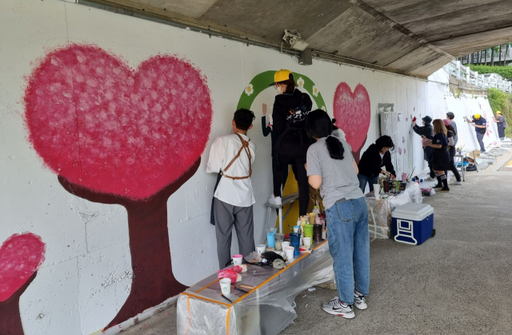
[{"left": 391, "top": 202, "right": 434, "bottom": 245}]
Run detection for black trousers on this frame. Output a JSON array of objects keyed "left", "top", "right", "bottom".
[
  {"left": 424, "top": 147, "right": 435, "bottom": 178},
  {"left": 447, "top": 146, "right": 461, "bottom": 182},
  {"left": 273, "top": 141, "right": 309, "bottom": 216}
]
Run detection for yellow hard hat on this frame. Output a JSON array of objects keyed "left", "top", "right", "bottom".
[
  {"left": 474, "top": 114, "right": 481, "bottom": 119},
  {"left": 497, "top": 111, "right": 502, "bottom": 114},
  {"left": 270, "top": 69, "right": 292, "bottom": 86}
]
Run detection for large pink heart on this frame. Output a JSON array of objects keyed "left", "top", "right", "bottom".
[
  {"left": 0, "top": 233, "right": 45, "bottom": 302},
  {"left": 25, "top": 44, "right": 213, "bottom": 199},
  {"left": 333, "top": 83, "right": 371, "bottom": 152}
]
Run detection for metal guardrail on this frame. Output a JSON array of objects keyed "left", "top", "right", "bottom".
[{"left": 444, "top": 60, "right": 512, "bottom": 93}]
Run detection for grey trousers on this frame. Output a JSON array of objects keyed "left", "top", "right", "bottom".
[{"left": 213, "top": 198, "right": 255, "bottom": 269}]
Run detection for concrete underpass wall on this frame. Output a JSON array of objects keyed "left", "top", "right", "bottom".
[{"left": 0, "top": 0, "right": 501, "bottom": 334}]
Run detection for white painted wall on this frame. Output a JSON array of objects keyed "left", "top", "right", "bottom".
[{"left": 0, "top": 0, "right": 501, "bottom": 334}]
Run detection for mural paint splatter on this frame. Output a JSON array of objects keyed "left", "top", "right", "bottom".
[
  {"left": 333, "top": 83, "right": 371, "bottom": 162},
  {"left": 0, "top": 233, "right": 46, "bottom": 335},
  {"left": 24, "top": 44, "right": 213, "bottom": 330}
]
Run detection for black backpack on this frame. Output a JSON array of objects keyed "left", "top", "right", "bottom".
[{"left": 284, "top": 93, "right": 311, "bottom": 131}]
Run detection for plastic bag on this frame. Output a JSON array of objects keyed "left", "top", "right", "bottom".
[
  {"left": 406, "top": 182, "right": 423, "bottom": 203},
  {"left": 217, "top": 269, "right": 241, "bottom": 283}
]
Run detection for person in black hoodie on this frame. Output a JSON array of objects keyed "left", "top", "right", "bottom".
[
  {"left": 357, "top": 136, "right": 396, "bottom": 193},
  {"left": 269, "top": 69, "right": 312, "bottom": 216},
  {"left": 261, "top": 103, "right": 292, "bottom": 192},
  {"left": 412, "top": 115, "right": 435, "bottom": 178}
]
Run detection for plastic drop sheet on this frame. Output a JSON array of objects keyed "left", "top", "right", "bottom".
[
  {"left": 177, "top": 241, "right": 334, "bottom": 335},
  {"left": 366, "top": 182, "right": 423, "bottom": 240}
]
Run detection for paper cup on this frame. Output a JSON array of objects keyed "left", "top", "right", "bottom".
[
  {"left": 282, "top": 241, "right": 290, "bottom": 250},
  {"left": 293, "top": 225, "right": 300, "bottom": 233},
  {"left": 220, "top": 278, "right": 231, "bottom": 295},
  {"left": 232, "top": 254, "right": 243, "bottom": 266},
  {"left": 303, "top": 237, "right": 311, "bottom": 248},
  {"left": 373, "top": 184, "right": 380, "bottom": 199},
  {"left": 285, "top": 246, "right": 295, "bottom": 262},
  {"left": 256, "top": 244, "right": 266, "bottom": 254}
]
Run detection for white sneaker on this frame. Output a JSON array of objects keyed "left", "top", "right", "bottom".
[
  {"left": 354, "top": 291, "right": 367, "bottom": 310},
  {"left": 321, "top": 297, "right": 355, "bottom": 319},
  {"left": 268, "top": 195, "right": 282, "bottom": 206}
]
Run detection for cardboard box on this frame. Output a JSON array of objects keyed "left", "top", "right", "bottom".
[{"left": 470, "top": 150, "right": 481, "bottom": 158}]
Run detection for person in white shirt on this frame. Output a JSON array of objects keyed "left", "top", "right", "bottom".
[{"left": 206, "top": 109, "right": 257, "bottom": 268}]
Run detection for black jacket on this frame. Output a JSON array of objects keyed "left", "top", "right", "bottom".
[
  {"left": 358, "top": 144, "right": 396, "bottom": 178},
  {"left": 272, "top": 89, "right": 313, "bottom": 143},
  {"left": 413, "top": 124, "right": 434, "bottom": 139},
  {"left": 261, "top": 116, "right": 278, "bottom": 157}
]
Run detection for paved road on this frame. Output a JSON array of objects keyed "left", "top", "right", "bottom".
[{"left": 124, "top": 145, "right": 512, "bottom": 335}]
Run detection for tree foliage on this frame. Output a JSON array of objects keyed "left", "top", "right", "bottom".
[
  {"left": 487, "top": 88, "right": 512, "bottom": 137},
  {"left": 468, "top": 65, "right": 512, "bottom": 80}
]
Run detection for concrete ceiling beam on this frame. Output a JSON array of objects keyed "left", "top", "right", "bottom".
[
  {"left": 126, "top": 0, "right": 219, "bottom": 18},
  {"left": 431, "top": 26, "right": 512, "bottom": 57}
]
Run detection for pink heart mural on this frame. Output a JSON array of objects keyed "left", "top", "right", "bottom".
[
  {"left": 0, "top": 233, "right": 45, "bottom": 302},
  {"left": 24, "top": 44, "right": 213, "bottom": 330},
  {"left": 333, "top": 83, "right": 371, "bottom": 162},
  {"left": 0, "top": 233, "right": 45, "bottom": 335},
  {"left": 25, "top": 44, "right": 212, "bottom": 200}
]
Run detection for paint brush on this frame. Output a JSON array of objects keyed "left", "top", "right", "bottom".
[
  {"left": 232, "top": 285, "right": 250, "bottom": 294},
  {"left": 221, "top": 294, "right": 233, "bottom": 303},
  {"left": 238, "top": 284, "right": 256, "bottom": 291}
]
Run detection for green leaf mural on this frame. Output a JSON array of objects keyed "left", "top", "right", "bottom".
[{"left": 236, "top": 70, "right": 326, "bottom": 111}]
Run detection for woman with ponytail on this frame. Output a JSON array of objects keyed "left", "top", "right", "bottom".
[
  {"left": 423, "top": 119, "right": 450, "bottom": 192},
  {"left": 306, "top": 110, "right": 370, "bottom": 319}
]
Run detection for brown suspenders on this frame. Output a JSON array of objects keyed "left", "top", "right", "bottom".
[{"left": 221, "top": 133, "right": 252, "bottom": 180}]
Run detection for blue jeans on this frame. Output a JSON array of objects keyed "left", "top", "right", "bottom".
[
  {"left": 358, "top": 174, "right": 378, "bottom": 193},
  {"left": 476, "top": 132, "right": 485, "bottom": 152},
  {"left": 326, "top": 197, "right": 370, "bottom": 304}
]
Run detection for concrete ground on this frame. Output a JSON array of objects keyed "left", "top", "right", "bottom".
[{"left": 124, "top": 145, "right": 512, "bottom": 335}]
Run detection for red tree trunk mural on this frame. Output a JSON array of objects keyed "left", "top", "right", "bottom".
[
  {"left": 0, "top": 233, "right": 46, "bottom": 335},
  {"left": 58, "top": 160, "right": 198, "bottom": 327},
  {"left": 24, "top": 44, "right": 213, "bottom": 330}
]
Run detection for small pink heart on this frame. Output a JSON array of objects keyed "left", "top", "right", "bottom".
[
  {"left": 25, "top": 44, "right": 213, "bottom": 199},
  {"left": 333, "top": 83, "right": 371, "bottom": 152},
  {"left": 0, "top": 233, "right": 45, "bottom": 301}
]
